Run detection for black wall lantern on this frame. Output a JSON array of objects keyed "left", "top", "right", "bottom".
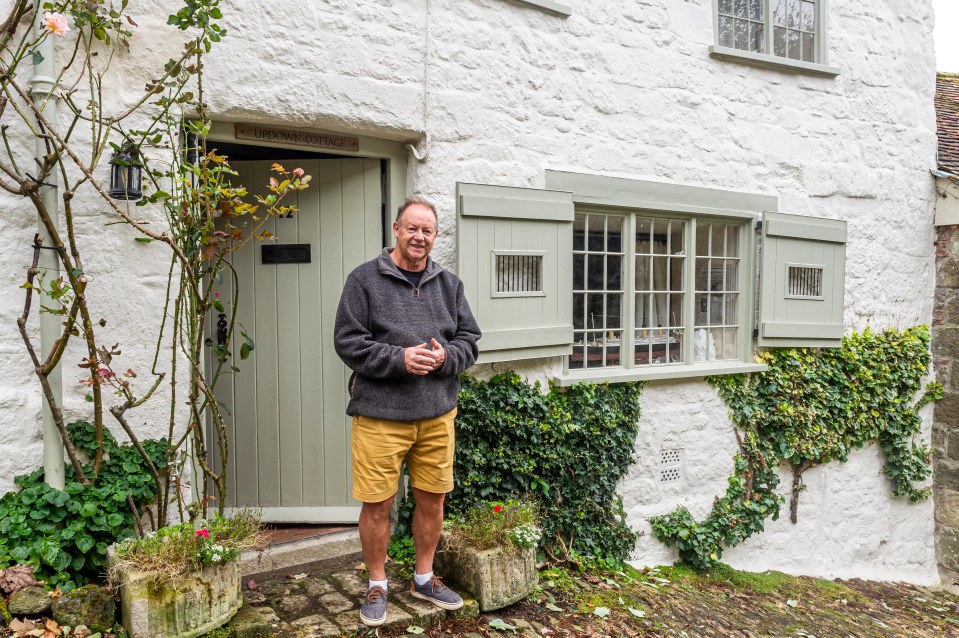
[{"left": 108, "top": 143, "right": 142, "bottom": 201}]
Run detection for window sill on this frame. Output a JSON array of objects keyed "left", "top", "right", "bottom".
[
  {"left": 508, "top": 0, "right": 572, "bottom": 17},
  {"left": 708, "top": 45, "right": 840, "bottom": 77},
  {"left": 553, "top": 361, "right": 769, "bottom": 387}
]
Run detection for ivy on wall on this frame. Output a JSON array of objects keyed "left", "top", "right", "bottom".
[
  {"left": 652, "top": 326, "right": 942, "bottom": 570},
  {"left": 397, "top": 372, "right": 642, "bottom": 566}
]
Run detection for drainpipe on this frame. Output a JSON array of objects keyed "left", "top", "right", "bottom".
[{"left": 32, "top": 3, "right": 64, "bottom": 490}]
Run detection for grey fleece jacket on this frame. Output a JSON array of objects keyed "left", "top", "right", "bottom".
[{"left": 333, "top": 248, "right": 482, "bottom": 421}]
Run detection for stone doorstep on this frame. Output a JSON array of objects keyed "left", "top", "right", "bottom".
[{"left": 240, "top": 529, "right": 362, "bottom": 577}]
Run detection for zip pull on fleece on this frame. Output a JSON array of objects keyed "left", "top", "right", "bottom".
[{"left": 413, "top": 288, "right": 420, "bottom": 297}]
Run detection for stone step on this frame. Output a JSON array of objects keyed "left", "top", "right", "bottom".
[{"left": 239, "top": 529, "right": 362, "bottom": 577}]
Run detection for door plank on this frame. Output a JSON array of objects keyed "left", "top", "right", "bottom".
[
  {"left": 252, "top": 161, "right": 281, "bottom": 507},
  {"left": 230, "top": 160, "right": 258, "bottom": 508},
  {"left": 319, "top": 161, "right": 348, "bottom": 507},
  {"left": 297, "top": 160, "right": 326, "bottom": 507},
  {"left": 275, "top": 160, "right": 304, "bottom": 507}
]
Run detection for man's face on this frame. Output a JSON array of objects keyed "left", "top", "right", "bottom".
[{"left": 393, "top": 204, "right": 437, "bottom": 265}]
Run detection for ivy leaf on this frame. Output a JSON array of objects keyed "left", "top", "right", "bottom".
[
  {"left": 786, "top": 599, "right": 799, "bottom": 608},
  {"left": 489, "top": 618, "right": 518, "bottom": 632},
  {"left": 406, "top": 626, "right": 425, "bottom": 635},
  {"left": 593, "top": 607, "right": 610, "bottom": 618},
  {"left": 545, "top": 603, "right": 562, "bottom": 612},
  {"left": 628, "top": 607, "right": 646, "bottom": 618}
]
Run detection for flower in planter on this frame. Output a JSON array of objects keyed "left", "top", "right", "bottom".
[
  {"left": 444, "top": 499, "right": 541, "bottom": 552},
  {"left": 111, "top": 510, "right": 260, "bottom": 584}
]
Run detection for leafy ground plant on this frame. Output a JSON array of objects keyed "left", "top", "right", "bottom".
[{"left": 0, "top": 422, "right": 166, "bottom": 590}]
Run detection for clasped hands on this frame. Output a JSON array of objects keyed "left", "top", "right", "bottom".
[{"left": 405, "top": 338, "right": 446, "bottom": 376}]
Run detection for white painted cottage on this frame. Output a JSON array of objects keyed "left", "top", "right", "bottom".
[{"left": 0, "top": 0, "right": 944, "bottom": 584}]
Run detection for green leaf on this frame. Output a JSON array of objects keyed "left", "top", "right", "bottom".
[
  {"left": 76, "top": 535, "right": 95, "bottom": 553},
  {"left": 489, "top": 618, "right": 518, "bottom": 632},
  {"left": 628, "top": 607, "right": 646, "bottom": 618},
  {"left": 593, "top": 607, "right": 610, "bottom": 618},
  {"left": 545, "top": 603, "right": 563, "bottom": 612},
  {"left": 406, "top": 626, "right": 425, "bottom": 635},
  {"left": 134, "top": 237, "right": 154, "bottom": 243}
]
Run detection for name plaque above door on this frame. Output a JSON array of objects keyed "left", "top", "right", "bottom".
[{"left": 235, "top": 123, "right": 359, "bottom": 152}]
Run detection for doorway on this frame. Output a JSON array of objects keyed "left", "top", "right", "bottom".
[{"left": 210, "top": 157, "right": 385, "bottom": 522}]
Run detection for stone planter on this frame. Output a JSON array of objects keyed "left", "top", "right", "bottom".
[
  {"left": 108, "top": 550, "right": 242, "bottom": 638},
  {"left": 433, "top": 531, "right": 538, "bottom": 612}
]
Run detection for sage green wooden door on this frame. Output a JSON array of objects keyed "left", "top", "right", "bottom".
[{"left": 211, "top": 158, "right": 382, "bottom": 522}]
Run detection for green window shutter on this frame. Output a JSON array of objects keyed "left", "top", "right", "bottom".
[
  {"left": 758, "top": 212, "right": 847, "bottom": 348},
  {"left": 456, "top": 182, "right": 574, "bottom": 363}
]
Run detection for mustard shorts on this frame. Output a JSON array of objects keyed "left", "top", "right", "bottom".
[{"left": 351, "top": 408, "right": 457, "bottom": 503}]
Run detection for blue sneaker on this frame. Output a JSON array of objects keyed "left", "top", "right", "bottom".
[
  {"left": 410, "top": 575, "right": 464, "bottom": 610},
  {"left": 359, "top": 585, "right": 388, "bottom": 626}
]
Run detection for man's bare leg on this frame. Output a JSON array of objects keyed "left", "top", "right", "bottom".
[
  {"left": 359, "top": 496, "right": 395, "bottom": 581},
  {"left": 412, "top": 487, "right": 445, "bottom": 575}
]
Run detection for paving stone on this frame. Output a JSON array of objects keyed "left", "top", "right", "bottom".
[
  {"left": 448, "top": 593, "right": 480, "bottom": 620},
  {"left": 392, "top": 588, "right": 447, "bottom": 625},
  {"left": 333, "top": 605, "right": 413, "bottom": 633},
  {"left": 256, "top": 606, "right": 280, "bottom": 622},
  {"left": 228, "top": 602, "right": 271, "bottom": 638},
  {"left": 330, "top": 569, "right": 367, "bottom": 595},
  {"left": 301, "top": 576, "right": 335, "bottom": 596},
  {"left": 510, "top": 618, "right": 533, "bottom": 630},
  {"left": 277, "top": 593, "right": 312, "bottom": 617},
  {"left": 290, "top": 614, "right": 341, "bottom": 637},
  {"left": 259, "top": 580, "right": 307, "bottom": 601},
  {"left": 319, "top": 591, "right": 354, "bottom": 614}
]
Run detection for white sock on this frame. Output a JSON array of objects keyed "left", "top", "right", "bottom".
[
  {"left": 369, "top": 578, "right": 388, "bottom": 592},
  {"left": 413, "top": 571, "right": 433, "bottom": 586}
]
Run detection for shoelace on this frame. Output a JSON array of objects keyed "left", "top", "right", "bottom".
[
  {"left": 366, "top": 586, "right": 386, "bottom": 603},
  {"left": 428, "top": 575, "right": 448, "bottom": 592}
]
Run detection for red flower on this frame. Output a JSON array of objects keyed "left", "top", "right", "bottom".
[
  {"left": 493, "top": 505, "right": 503, "bottom": 514},
  {"left": 196, "top": 528, "right": 210, "bottom": 539}
]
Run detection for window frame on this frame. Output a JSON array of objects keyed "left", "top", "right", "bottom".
[
  {"left": 708, "top": 0, "right": 840, "bottom": 77},
  {"left": 545, "top": 170, "right": 771, "bottom": 386}
]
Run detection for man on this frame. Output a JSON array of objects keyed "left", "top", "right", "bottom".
[{"left": 334, "top": 195, "right": 482, "bottom": 627}]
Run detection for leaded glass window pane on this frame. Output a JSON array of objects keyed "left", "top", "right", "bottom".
[
  {"left": 723, "top": 0, "right": 819, "bottom": 62},
  {"left": 571, "top": 212, "right": 625, "bottom": 370}
]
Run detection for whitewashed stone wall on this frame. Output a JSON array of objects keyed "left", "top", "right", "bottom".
[{"left": 0, "top": 0, "right": 940, "bottom": 583}]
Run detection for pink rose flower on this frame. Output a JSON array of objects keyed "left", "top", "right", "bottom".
[
  {"left": 43, "top": 12, "right": 69, "bottom": 37},
  {"left": 196, "top": 528, "right": 210, "bottom": 539}
]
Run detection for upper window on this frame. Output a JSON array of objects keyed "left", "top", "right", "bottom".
[
  {"left": 710, "top": 0, "right": 839, "bottom": 76},
  {"left": 718, "top": 0, "right": 818, "bottom": 63},
  {"left": 570, "top": 212, "right": 747, "bottom": 371}
]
